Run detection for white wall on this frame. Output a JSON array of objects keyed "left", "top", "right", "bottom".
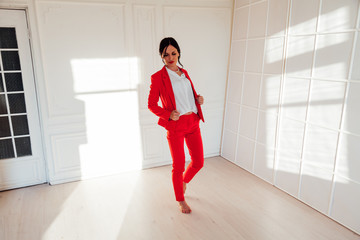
[
  {"left": 0, "top": 0, "right": 232, "bottom": 183},
  {"left": 222, "top": 0, "right": 360, "bottom": 234}
]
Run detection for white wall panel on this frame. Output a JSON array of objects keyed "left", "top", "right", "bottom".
[
  {"left": 286, "top": 36, "right": 315, "bottom": 77},
  {"left": 318, "top": 0, "right": 359, "bottom": 32},
  {"left": 37, "top": 2, "right": 127, "bottom": 119},
  {"left": 263, "top": 37, "right": 284, "bottom": 74},
  {"left": 236, "top": 136, "right": 255, "bottom": 171},
  {"left": 224, "top": 102, "right": 240, "bottom": 133},
  {"left": 133, "top": 5, "right": 158, "bottom": 110},
  {"left": 351, "top": 35, "right": 360, "bottom": 80},
  {"left": 242, "top": 73, "right": 261, "bottom": 107},
  {"left": 248, "top": 1, "right": 267, "bottom": 38},
  {"left": 235, "top": 0, "right": 250, "bottom": 8},
  {"left": 313, "top": 33, "right": 354, "bottom": 80},
  {"left": 33, "top": 1, "right": 136, "bottom": 184},
  {"left": 254, "top": 143, "right": 274, "bottom": 183},
  {"left": 331, "top": 176, "right": 360, "bottom": 233},
  {"left": 267, "top": 0, "right": 289, "bottom": 37},
  {"left": 281, "top": 77, "right": 309, "bottom": 121},
  {"left": 245, "top": 39, "right": 265, "bottom": 73},
  {"left": 259, "top": 74, "right": 281, "bottom": 114},
  {"left": 303, "top": 125, "right": 338, "bottom": 171},
  {"left": 336, "top": 133, "right": 360, "bottom": 183},
  {"left": 274, "top": 153, "right": 300, "bottom": 196},
  {"left": 256, "top": 111, "right": 277, "bottom": 147},
  {"left": 239, "top": 106, "right": 258, "bottom": 140},
  {"left": 224, "top": 0, "right": 360, "bottom": 233},
  {"left": 299, "top": 163, "right": 333, "bottom": 214},
  {"left": 142, "top": 126, "right": 163, "bottom": 160},
  {"left": 227, "top": 72, "right": 243, "bottom": 104},
  {"left": 277, "top": 118, "right": 304, "bottom": 159},
  {"left": 201, "top": 107, "right": 225, "bottom": 157},
  {"left": 50, "top": 133, "right": 84, "bottom": 183},
  {"left": 307, "top": 80, "right": 345, "bottom": 129},
  {"left": 221, "top": 130, "right": 237, "bottom": 163},
  {"left": 230, "top": 40, "right": 247, "bottom": 72},
  {"left": 133, "top": 5, "right": 167, "bottom": 168},
  {"left": 289, "top": 0, "right": 319, "bottom": 35},
  {"left": 343, "top": 83, "right": 360, "bottom": 135},
  {"left": 233, "top": 7, "right": 249, "bottom": 40}
]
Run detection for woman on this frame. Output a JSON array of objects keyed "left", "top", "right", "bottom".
[{"left": 148, "top": 37, "right": 204, "bottom": 214}]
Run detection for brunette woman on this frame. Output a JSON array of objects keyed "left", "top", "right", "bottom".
[{"left": 148, "top": 37, "right": 204, "bottom": 213}]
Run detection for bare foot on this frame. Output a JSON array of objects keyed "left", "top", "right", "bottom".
[
  {"left": 183, "top": 182, "right": 187, "bottom": 194},
  {"left": 178, "top": 201, "right": 192, "bottom": 214}
]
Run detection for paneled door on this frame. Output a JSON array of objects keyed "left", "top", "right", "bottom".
[{"left": 0, "top": 9, "right": 46, "bottom": 190}]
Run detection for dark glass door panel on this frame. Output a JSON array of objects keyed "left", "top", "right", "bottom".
[{"left": 0, "top": 27, "right": 32, "bottom": 159}]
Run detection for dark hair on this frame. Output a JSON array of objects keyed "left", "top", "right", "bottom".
[{"left": 159, "top": 37, "right": 183, "bottom": 68}]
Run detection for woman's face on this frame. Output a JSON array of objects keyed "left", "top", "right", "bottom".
[{"left": 162, "top": 45, "right": 179, "bottom": 68}]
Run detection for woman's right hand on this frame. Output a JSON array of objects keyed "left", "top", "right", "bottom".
[{"left": 170, "top": 110, "right": 180, "bottom": 121}]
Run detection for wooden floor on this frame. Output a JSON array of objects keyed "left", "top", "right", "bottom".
[{"left": 0, "top": 157, "right": 359, "bottom": 240}]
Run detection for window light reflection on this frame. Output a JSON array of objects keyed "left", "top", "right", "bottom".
[{"left": 70, "top": 57, "right": 143, "bottom": 177}]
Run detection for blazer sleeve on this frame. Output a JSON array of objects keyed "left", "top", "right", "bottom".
[{"left": 148, "top": 75, "right": 172, "bottom": 121}]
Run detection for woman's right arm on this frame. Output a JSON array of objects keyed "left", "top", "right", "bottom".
[{"left": 148, "top": 76, "right": 172, "bottom": 121}]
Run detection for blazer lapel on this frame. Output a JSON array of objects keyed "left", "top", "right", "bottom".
[{"left": 161, "top": 66, "right": 176, "bottom": 109}]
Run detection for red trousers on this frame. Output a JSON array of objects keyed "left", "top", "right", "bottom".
[{"left": 167, "top": 113, "right": 204, "bottom": 202}]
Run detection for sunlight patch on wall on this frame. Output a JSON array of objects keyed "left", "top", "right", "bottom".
[
  {"left": 70, "top": 58, "right": 143, "bottom": 176},
  {"left": 71, "top": 58, "right": 139, "bottom": 93},
  {"left": 318, "top": 6, "right": 353, "bottom": 32},
  {"left": 264, "top": 37, "right": 283, "bottom": 65}
]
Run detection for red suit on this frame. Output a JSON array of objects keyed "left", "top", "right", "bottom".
[{"left": 148, "top": 66, "right": 204, "bottom": 201}]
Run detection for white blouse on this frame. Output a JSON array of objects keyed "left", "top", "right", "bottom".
[{"left": 166, "top": 67, "right": 198, "bottom": 116}]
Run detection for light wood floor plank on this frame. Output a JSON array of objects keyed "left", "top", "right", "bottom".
[{"left": 0, "top": 157, "right": 359, "bottom": 240}]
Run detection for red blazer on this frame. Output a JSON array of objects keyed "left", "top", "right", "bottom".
[{"left": 148, "top": 66, "right": 204, "bottom": 130}]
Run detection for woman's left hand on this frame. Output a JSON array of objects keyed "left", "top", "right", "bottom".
[{"left": 197, "top": 95, "right": 204, "bottom": 105}]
